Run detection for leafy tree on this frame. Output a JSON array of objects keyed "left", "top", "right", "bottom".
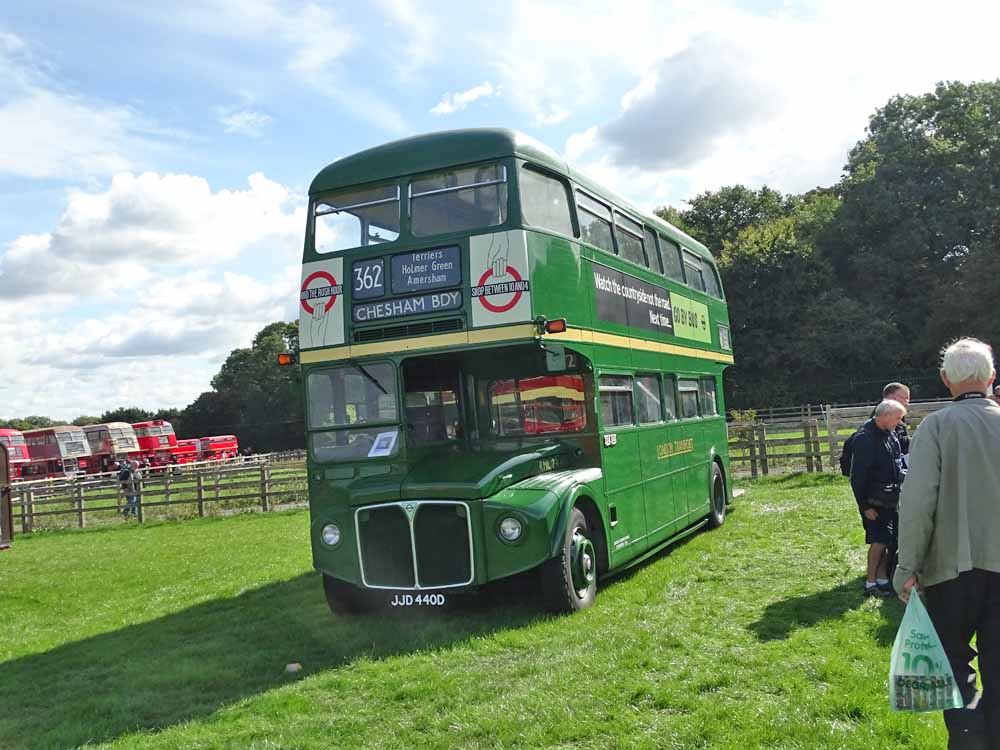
[
  {"left": 831, "top": 80, "right": 1000, "bottom": 366},
  {"left": 71, "top": 416, "right": 102, "bottom": 426},
  {"left": 668, "top": 185, "right": 796, "bottom": 255},
  {"left": 0, "top": 416, "right": 55, "bottom": 430},
  {"left": 181, "top": 321, "right": 302, "bottom": 451},
  {"left": 100, "top": 407, "right": 154, "bottom": 424}
]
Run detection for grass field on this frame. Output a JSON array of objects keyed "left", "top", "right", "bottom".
[{"left": 0, "top": 474, "right": 948, "bottom": 749}]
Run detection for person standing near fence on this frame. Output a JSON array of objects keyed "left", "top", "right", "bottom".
[
  {"left": 119, "top": 459, "right": 142, "bottom": 519},
  {"left": 895, "top": 338, "right": 1000, "bottom": 750},
  {"left": 850, "top": 399, "right": 906, "bottom": 597},
  {"left": 880, "top": 382, "right": 911, "bottom": 459}
]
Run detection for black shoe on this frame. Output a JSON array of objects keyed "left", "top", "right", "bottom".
[
  {"left": 876, "top": 581, "right": 895, "bottom": 597},
  {"left": 863, "top": 584, "right": 887, "bottom": 598}
]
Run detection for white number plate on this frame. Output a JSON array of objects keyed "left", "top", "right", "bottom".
[{"left": 389, "top": 593, "right": 447, "bottom": 607}]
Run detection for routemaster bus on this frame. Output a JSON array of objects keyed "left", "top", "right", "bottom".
[
  {"left": 172, "top": 438, "right": 201, "bottom": 464},
  {"left": 0, "top": 428, "right": 29, "bottom": 479},
  {"left": 198, "top": 435, "right": 239, "bottom": 460},
  {"left": 83, "top": 422, "right": 140, "bottom": 473},
  {"left": 131, "top": 420, "right": 178, "bottom": 466},
  {"left": 22, "top": 426, "right": 92, "bottom": 477},
  {"left": 293, "top": 129, "right": 734, "bottom": 614}
]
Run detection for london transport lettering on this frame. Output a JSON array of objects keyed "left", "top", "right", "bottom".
[
  {"left": 353, "top": 291, "right": 462, "bottom": 322},
  {"left": 391, "top": 246, "right": 461, "bottom": 295},
  {"left": 657, "top": 438, "right": 694, "bottom": 460}
]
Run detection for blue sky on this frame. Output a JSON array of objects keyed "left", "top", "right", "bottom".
[{"left": 1, "top": 0, "right": 997, "bottom": 420}]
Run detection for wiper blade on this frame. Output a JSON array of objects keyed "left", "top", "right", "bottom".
[{"left": 350, "top": 361, "right": 388, "bottom": 395}]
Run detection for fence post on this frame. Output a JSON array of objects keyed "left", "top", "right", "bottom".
[
  {"left": 748, "top": 424, "right": 759, "bottom": 479},
  {"left": 812, "top": 420, "right": 824, "bottom": 472},
  {"left": 164, "top": 469, "right": 172, "bottom": 510},
  {"left": 758, "top": 424, "right": 769, "bottom": 476},
  {"left": 196, "top": 472, "right": 206, "bottom": 517},
  {"left": 215, "top": 465, "right": 221, "bottom": 508},
  {"left": 804, "top": 419, "right": 815, "bottom": 472},
  {"left": 261, "top": 464, "right": 271, "bottom": 512},
  {"left": 136, "top": 477, "right": 145, "bottom": 524},
  {"left": 826, "top": 406, "right": 839, "bottom": 469},
  {"left": 76, "top": 481, "right": 86, "bottom": 528},
  {"left": 22, "top": 489, "right": 34, "bottom": 533}
]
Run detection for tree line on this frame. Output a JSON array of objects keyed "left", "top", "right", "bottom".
[
  {"left": 658, "top": 80, "right": 1000, "bottom": 408},
  {"left": 3, "top": 80, "right": 997, "bottom": 437}
]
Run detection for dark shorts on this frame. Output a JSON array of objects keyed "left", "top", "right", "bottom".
[{"left": 860, "top": 506, "right": 897, "bottom": 545}]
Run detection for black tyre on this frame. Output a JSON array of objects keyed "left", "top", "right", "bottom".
[
  {"left": 708, "top": 462, "right": 727, "bottom": 528},
  {"left": 322, "top": 574, "right": 374, "bottom": 615},
  {"left": 540, "top": 506, "right": 598, "bottom": 613}
]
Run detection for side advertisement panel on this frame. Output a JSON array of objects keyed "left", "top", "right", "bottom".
[
  {"left": 300, "top": 257, "right": 345, "bottom": 350},
  {"left": 470, "top": 230, "right": 532, "bottom": 328}
]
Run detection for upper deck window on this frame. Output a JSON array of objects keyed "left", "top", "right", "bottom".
[
  {"left": 659, "top": 237, "right": 685, "bottom": 282},
  {"left": 703, "top": 261, "right": 724, "bottom": 299},
  {"left": 682, "top": 250, "right": 707, "bottom": 293},
  {"left": 519, "top": 165, "right": 573, "bottom": 237},
  {"left": 576, "top": 192, "right": 615, "bottom": 255},
  {"left": 614, "top": 212, "right": 647, "bottom": 267},
  {"left": 409, "top": 163, "right": 507, "bottom": 238},
  {"left": 314, "top": 183, "right": 401, "bottom": 254}
]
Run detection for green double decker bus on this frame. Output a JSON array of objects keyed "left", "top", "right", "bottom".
[{"left": 296, "top": 129, "right": 734, "bottom": 613}]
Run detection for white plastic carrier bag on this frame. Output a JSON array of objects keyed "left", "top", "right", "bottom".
[{"left": 889, "top": 589, "right": 964, "bottom": 712}]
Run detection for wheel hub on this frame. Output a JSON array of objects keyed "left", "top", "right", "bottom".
[{"left": 570, "top": 530, "right": 596, "bottom": 593}]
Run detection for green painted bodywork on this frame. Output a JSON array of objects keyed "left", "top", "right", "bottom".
[{"left": 302, "top": 129, "right": 733, "bottom": 594}]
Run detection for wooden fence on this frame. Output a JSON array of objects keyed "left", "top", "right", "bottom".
[
  {"left": 728, "top": 399, "right": 951, "bottom": 477},
  {"left": 10, "top": 455, "right": 307, "bottom": 533}
]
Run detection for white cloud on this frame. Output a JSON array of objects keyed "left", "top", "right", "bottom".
[
  {"left": 1, "top": 265, "right": 301, "bottom": 419},
  {"left": 430, "top": 81, "right": 497, "bottom": 116},
  {"left": 562, "top": 0, "right": 1000, "bottom": 206},
  {"left": 0, "top": 171, "right": 304, "bottom": 300},
  {"left": 219, "top": 108, "right": 273, "bottom": 137}
]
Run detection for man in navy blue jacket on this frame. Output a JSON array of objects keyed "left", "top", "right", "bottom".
[{"left": 850, "top": 399, "right": 907, "bottom": 597}]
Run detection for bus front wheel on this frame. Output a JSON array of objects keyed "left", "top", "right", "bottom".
[
  {"left": 322, "top": 574, "right": 373, "bottom": 616},
  {"left": 540, "top": 506, "right": 597, "bottom": 613},
  {"left": 708, "top": 463, "right": 727, "bottom": 528}
]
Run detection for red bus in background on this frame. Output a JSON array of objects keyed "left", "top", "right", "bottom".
[
  {"left": 488, "top": 375, "right": 588, "bottom": 435},
  {"left": 172, "top": 438, "right": 200, "bottom": 464},
  {"left": 0, "top": 429, "right": 29, "bottom": 480},
  {"left": 198, "top": 435, "right": 239, "bottom": 460},
  {"left": 21, "top": 426, "right": 92, "bottom": 478},
  {"left": 131, "top": 420, "right": 178, "bottom": 466},
  {"left": 83, "top": 422, "right": 140, "bottom": 473}
]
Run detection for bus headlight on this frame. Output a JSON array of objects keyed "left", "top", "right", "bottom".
[
  {"left": 498, "top": 516, "right": 523, "bottom": 542},
  {"left": 321, "top": 523, "right": 342, "bottom": 547}
]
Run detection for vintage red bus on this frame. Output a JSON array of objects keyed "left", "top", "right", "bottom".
[
  {"left": 21, "top": 426, "right": 92, "bottom": 478},
  {"left": 0, "top": 428, "right": 29, "bottom": 480},
  {"left": 83, "top": 422, "right": 140, "bottom": 473},
  {"left": 198, "top": 435, "right": 239, "bottom": 460},
  {"left": 1, "top": 443, "right": 12, "bottom": 550},
  {"left": 488, "top": 375, "right": 588, "bottom": 435},
  {"left": 131, "top": 420, "right": 178, "bottom": 466},
  {"left": 172, "top": 438, "right": 201, "bottom": 464}
]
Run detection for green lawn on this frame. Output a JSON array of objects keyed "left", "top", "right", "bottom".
[{"left": 0, "top": 475, "right": 947, "bottom": 749}]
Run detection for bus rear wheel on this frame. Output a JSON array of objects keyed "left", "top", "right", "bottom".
[
  {"left": 540, "top": 506, "right": 597, "bottom": 613},
  {"left": 708, "top": 463, "right": 727, "bottom": 528},
  {"left": 322, "top": 574, "right": 374, "bottom": 616}
]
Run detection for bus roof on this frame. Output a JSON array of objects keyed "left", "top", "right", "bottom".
[
  {"left": 22, "top": 425, "right": 84, "bottom": 435},
  {"left": 309, "top": 128, "right": 713, "bottom": 261},
  {"left": 0, "top": 428, "right": 24, "bottom": 436},
  {"left": 83, "top": 422, "right": 135, "bottom": 432}
]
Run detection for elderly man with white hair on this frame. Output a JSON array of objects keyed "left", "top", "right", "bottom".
[
  {"left": 849, "top": 397, "right": 907, "bottom": 597},
  {"left": 896, "top": 337, "right": 1000, "bottom": 750}
]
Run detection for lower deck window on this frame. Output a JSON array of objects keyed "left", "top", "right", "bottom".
[
  {"left": 489, "top": 374, "right": 587, "bottom": 436},
  {"left": 678, "top": 379, "right": 700, "bottom": 419},
  {"left": 599, "top": 375, "right": 633, "bottom": 427}
]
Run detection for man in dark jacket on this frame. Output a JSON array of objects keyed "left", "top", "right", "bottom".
[
  {"left": 850, "top": 399, "right": 907, "bottom": 597},
  {"left": 881, "top": 382, "right": 911, "bottom": 457}
]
